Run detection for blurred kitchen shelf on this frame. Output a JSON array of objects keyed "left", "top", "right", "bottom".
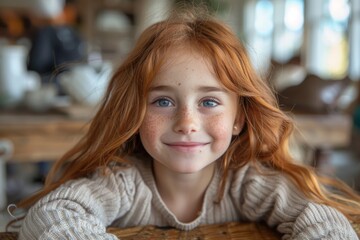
[{"left": 76, "top": 0, "right": 136, "bottom": 64}]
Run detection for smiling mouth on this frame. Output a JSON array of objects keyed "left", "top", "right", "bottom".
[{"left": 165, "top": 142, "right": 209, "bottom": 152}]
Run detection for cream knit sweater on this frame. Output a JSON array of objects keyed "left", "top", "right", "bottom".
[{"left": 19, "top": 158, "right": 358, "bottom": 239}]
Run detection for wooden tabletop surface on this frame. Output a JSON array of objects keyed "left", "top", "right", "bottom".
[
  {"left": 107, "top": 222, "right": 282, "bottom": 239},
  {"left": 2, "top": 221, "right": 359, "bottom": 239}
]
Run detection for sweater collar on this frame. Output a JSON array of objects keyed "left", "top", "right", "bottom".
[{"left": 134, "top": 157, "right": 221, "bottom": 231}]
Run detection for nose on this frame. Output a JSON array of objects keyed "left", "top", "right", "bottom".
[{"left": 173, "top": 107, "right": 199, "bottom": 134}]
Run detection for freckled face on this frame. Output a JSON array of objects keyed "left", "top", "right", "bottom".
[{"left": 139, "top": 49, "right": 241, "bottom": 175}]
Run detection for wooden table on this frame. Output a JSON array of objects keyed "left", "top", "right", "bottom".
[
  {"left": 292, "top": 113, "right": 352, "bottom": 165},
  {"left": 107, "top": 222, "right": 282, "bottom": 239},
  {"left": 0, "top": 108, "right": 92, "bottom": 162},
  {"left": 1, "top": 221, "right": 359, "bottom": 239},
  {"left": 293, "top": 113, "right": 352, "bottom": 149},
  {"left": 0, "top": 222, "right": 282, "bottom": 239}
]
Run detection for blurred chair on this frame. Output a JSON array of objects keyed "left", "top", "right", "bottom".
[
  {"left": 275, "top": 74, "right": 356, "bottom": 167},
  {"left": 277, "top": 74, "right": 352, "bottom": 114}
]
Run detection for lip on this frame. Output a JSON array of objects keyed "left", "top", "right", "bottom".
[{"left": 165, "top": 142, "right": 208, "bottom": 152}]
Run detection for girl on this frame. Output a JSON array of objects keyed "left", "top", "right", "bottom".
[{"left": 16, "top": 9, "right": 360, "bottom": 240}]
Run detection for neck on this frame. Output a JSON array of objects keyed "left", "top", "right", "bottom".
[{"left": 153, "top": 162, "right": 215, "bottom": 222}]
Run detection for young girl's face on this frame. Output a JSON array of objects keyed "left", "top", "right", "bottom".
[{"left": 139, "top": 48, "right": 241, "bottom": 175}]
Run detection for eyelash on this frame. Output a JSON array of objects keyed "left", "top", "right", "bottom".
[
  {"left": 152, "top": 97, "right": 174, "bottom": 107},
  {"left": 201, "top": 98, "right": 220, "bottom": 107},
  {"left": 152, "top": 97, "right": 220, "bottom": 108}
]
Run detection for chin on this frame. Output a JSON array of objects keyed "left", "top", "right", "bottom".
[{"left": 168, "top": 162, "right": 214, "bottom": 174}]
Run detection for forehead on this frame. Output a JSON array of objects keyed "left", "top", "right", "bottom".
[
  {"left": 157, "top": 47, "right": 212, "bottom": 76},
  {"left": 148, "top": 49, "right": 231, "bottom": 95}
]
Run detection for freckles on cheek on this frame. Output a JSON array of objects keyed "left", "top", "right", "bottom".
[
  {"left": 208, "top": 116, "right": 234, "bottom": 151},
  {"left": 140, "top": 115, "right": 165, "bottom": 142}
]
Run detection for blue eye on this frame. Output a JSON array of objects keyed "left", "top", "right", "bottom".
[
  {"left": 202, "top": 99, "right": 219, "bottom": 107},
  {"left": 155, "top": 98, "right": 173, "bottom": 107}
]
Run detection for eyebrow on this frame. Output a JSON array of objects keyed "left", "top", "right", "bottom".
[{"left": 149, "top": 85, "right": 228, "bottom": 93}]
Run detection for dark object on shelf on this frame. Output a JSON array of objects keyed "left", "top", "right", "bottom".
[{"left": 277, "top": 74, "right": 351, "bottom": 114}]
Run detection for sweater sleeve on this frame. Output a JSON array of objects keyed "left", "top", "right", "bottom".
[
  {"left": 18, "top": 167, "right": 136, "bottom": 240},
  {"left": 231, "top": 166, "right": 359, "bottom": 240}
]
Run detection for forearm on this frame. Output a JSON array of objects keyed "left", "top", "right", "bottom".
[
  {"left": 19, "top": 206, "right": 118, "bottom": 240},
  {"left": 18, "top": 171, "right": 132, "bottom": 239},
  {"left": 280, "top": 203, "right": 358, "bottom": 240}
]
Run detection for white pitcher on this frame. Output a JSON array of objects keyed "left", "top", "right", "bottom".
[
  {"left": 0, "top": 45, "right": 40, "bottom": 108},
  {"left": 60, "top": 62, "right": 112, "bottom": 106}
]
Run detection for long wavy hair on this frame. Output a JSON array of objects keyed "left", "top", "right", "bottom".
[{"left": 15, "top": 9, "right": 360, "bottom": 222}]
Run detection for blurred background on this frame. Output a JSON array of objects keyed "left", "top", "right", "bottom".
[{"left": 0, "top": 0, "right": 360, "bottom": 230}]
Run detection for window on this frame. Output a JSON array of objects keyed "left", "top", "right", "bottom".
[
  {"left": 273, "top": 0, "right": 304, "bottom": 63},
  {"left": 305, "top": 0, "right": 351, "bottom": 79}
]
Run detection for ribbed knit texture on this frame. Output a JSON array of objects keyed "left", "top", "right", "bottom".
[{"left": 18, "top": 159, "right": 358, "bottom": 240}]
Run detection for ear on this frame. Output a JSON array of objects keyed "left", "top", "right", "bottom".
[{"left": 232, "top": 114, "right": 245, "bottom": 135}]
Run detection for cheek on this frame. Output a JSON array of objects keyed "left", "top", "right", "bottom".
[
  {"left": 206, "top": 115, "right": 234, "bottom": 151},
  {"left": 139, "top": 114, "right": 167, "bottom": 145}
]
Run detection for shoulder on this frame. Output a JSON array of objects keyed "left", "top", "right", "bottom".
[
  {"left": 232, "top": 163, "right": 295, "bottom": 186},
  {"left": 231, "top": 163, "right": 275, "bottom": 185},
  {"left": 230, "top": 163, "right": 304, "bottom": 201},
  {"left": 90, "top": 157, "right": 150, "bottom": 194}
]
